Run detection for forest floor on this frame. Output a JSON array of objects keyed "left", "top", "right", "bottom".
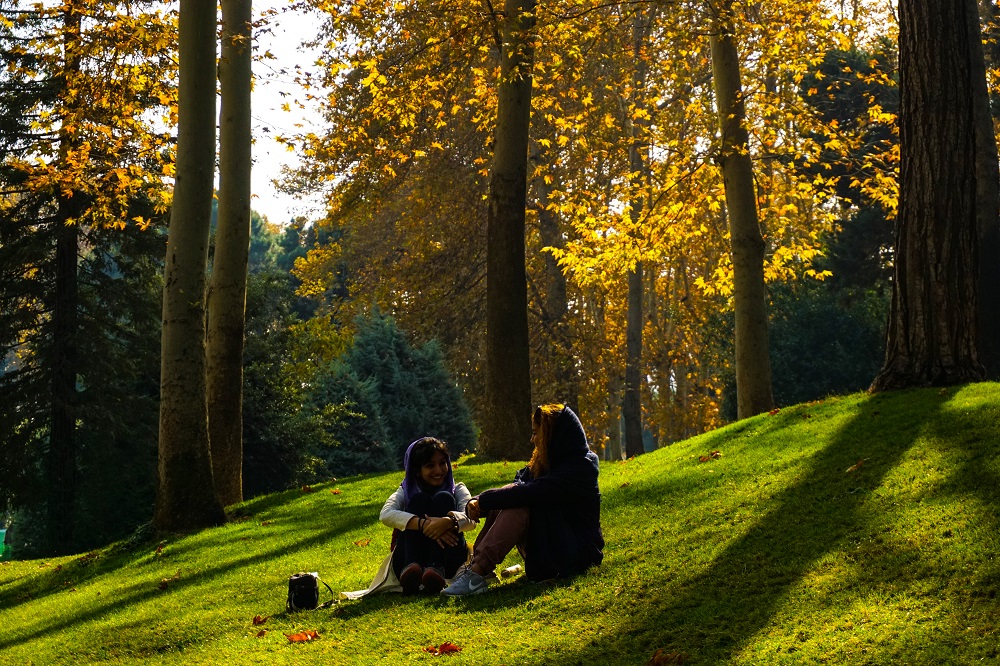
[{"left": 2, "top": 383, "right": 999, "bottom": 664}]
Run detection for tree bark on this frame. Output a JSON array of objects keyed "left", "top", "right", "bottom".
[
  {"left": 48, "top": 200, "right": 78, "bottom": 555},
  {"left": 709, "top": 0, "right": 774, "bottom": 418},
  {"left": 969, "top": 0, "right": 1000, "bottom": 380},
  {"left": 46, "top": 5, "right": 82, "bottom": 556},
  {"left": 207, "top": 0, "right": 253, "bottom": 507},
  {"left": 535, "top": 168, "right": 579, "bottom": 412},
  {"left": 155, "top": 0, "right": 226, "bottom": 531},
  {"left": 623, "top": 6, "right": 657, "bottom": 457},
  {"left": 481, "top": 0, "right": 536, "bottom": 460},
  {"left": 871, "top": 0, "right": 984, "bottom": 389}
]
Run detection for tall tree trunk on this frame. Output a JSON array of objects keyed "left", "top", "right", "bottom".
[
  {"left": 155, "top": 0, "right": 226, "bottom": 531},
  {"left": 709, "top": 0, "right": 774, "bottom": 418},
  {"left": 871, "top": 0, "right": 984, "bottom": 389},
  {"left": 207, "top": 0, "right": 252, "bottom": 507},
  {"left": 47, "top": 5, "right": 82, "bottom": 556},
  {"left": 535, "top": 168, "right": 579, "bottom": 412},
  {"left": 623, "top": 263, "right": 644, "bottom": 455},
  {"left": 606, "top": 372, "right": 623, "bottom": 461},
  {"left": 481, "top": 0, "right": 536, "bottom": 460},
  {"left": 970, "top": 0, "right": 1000, "bottom": 380},
  {"left": 48, "top": 201, "right": 78, "bottom": 555},
  {"left": 623, "top": 6, "right": 657, "bottom": 458}
]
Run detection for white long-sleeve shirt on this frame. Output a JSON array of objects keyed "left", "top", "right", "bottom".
[{"left": 379, "top": 482, "right": 476, "bottom": 531}]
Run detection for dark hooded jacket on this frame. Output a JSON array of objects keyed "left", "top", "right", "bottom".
[{"left": 476, "top": 406, "right": 604, "bottom": 581}]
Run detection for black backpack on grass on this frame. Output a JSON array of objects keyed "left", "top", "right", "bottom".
[{"left": 287, "top": 572, "right": 335, "bottom": 611}]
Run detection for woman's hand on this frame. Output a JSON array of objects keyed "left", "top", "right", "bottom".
[
  {"left": 421, "top": 516, "right": 453, "bottom": 540},
  {"left": 465, "top": 499, "right": 480, "bottom": 521}
]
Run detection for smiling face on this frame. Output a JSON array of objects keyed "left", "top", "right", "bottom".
[{"left": 420, "top": 450, "right": 449, "bottom": 488}]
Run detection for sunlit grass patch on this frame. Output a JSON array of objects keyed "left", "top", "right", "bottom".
[{"left": 1, "top": 384, "right": 999, "bottom": 664}]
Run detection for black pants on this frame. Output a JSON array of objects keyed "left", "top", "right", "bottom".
[{"left": 391, "top": 490, "right": 467, "bottom": 578}]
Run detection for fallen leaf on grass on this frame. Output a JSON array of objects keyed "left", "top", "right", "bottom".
[
  {"left": 155, "top": 543, "right": 165, "bottom": 555},
  {"left": 260, "top": 520, "right": 273, "bottom": 526},
  {"left": 252, "top": 615, "right": 268, "bottom": 626},
  {"left": 77, "top": 552, "right": 99, "bottom": 566},
  {"left": 255, "top": 630, "right": 267, "bottom": 638},
  {"left": 353, "top": 538, "right": 372, "bottom": 547},
  {"left": 768, "top": 408, "right": 780, "bottom": 415},
  {"left": 55, "top": 564, "right": 63, "bottom": 572},
  {"left": 699, "top": 456, "right": 711, "bottom": 463},
  {"left": 710, "top": 450, "right": 722, "bottom": 459},
  {"left": 845, "top": 459, "right": 865, "bottom": 473},
  {"left": 330, "top": 489, "right": 342, "bottom": 495},
  {"left": 424, "top": 642, "right": 462, "bottom": 656},
  {"left": 158, "top": 570, "right": 181, "bottom": 590},
  {"left": 301, "top": 485, "right": 314, "bottom": 493},
  {"left": 285, "top": 630, "right": 319, "bottom": 643},
  {"left": 647, "top": 648, "right": 686, "bottom": 664}
]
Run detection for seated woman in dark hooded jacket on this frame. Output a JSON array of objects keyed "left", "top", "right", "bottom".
[{"left": 441, "top": 404, "right": 603, "bottom": 596}]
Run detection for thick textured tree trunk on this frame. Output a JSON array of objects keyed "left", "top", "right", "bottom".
[
  {"left": 207, "top": 0, "right": 252, "bottom": 507},
  {"left": 155, "top": 0, "right": 226, "bottom": 531},
  {"left": 481, "top": 0, "right": 536, "bottom": 460},
  {"left": 969, "top": 0, "right": 1000, "bottom": 379},
  {"left": 871, "top": 0, "right": 984, "bottom": 389},
  {"left": 709, "top": 0, "right": 774, "bottom": 418}
]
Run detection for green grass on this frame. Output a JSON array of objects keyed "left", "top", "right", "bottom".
[{"left": 3, "top": 384, "right": 1000, "bottom": 664}]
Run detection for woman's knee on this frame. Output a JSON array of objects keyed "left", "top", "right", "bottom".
[{"left": 429, "top": 490, "right": 457, "bottom": 515}]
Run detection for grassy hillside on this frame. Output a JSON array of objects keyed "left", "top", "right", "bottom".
[{"left": 2, "top": 384, "right": 1000, "bottom": 665}]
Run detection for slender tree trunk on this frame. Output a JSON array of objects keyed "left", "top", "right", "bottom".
[
  {"left": 47, "top": 5, "right": 82, "bottom": 556},
  {"left": 48, "top": 201, "right": 78, "bottom": 555},
  {"left": 207, "top": 0, "right": 252, "bottom": 507},
  {"left": 482, "top": 0, "right": 536, "bottom": 460},
  {"left": 709, "top": 0, "right": 774, "bottom": 418},
  {"left": 969, "top": 0, "right": 1000, "bottom": 379},
  {"left": 871, "top": 0, "right": 984, "bottom": 389},
  {"left": 155, "top": 0, "right": 226, "bottom": 531},
  {"left": 623, "top": 6, "right": 657, "bottom": 457},
  {"left": 606, "top": 372, "right": 623, "bottom": 461},
  {"left": 536, "top": 173, "right": 580, "bottom": 412}
]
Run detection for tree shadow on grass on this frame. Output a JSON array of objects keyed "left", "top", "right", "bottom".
[
  {"left": 0, "top": 510, "right": 374, "bottom": 653},
  {"left": 567, "top": 389, "right": 953, "bottom": 663}
]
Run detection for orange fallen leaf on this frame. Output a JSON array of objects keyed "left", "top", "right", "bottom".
[
  {"left": 252, "top": 615, "right": 268, "bottom": 626},
  {"left": 285, "top": 630, "right": 319, "bottom": 643},
  {"left": 330, "top": 489, "right": 342, "bottom": 495},
  {"left": 698, "top": 456, "right": 710, "bottom": 463},
  {"left": 846, "top": 459, "right": 865, "bottom": 473},
  {"left": 353, "top": 538, "right": 372, "bottom": 547},
  {"left": 424, "top": 642, "right": 462, "bottom": 656},
  {"left": 301, "top": 485, "right": 314, "bottom": 493},
  {"left": 155, "top": 544, "right": 164, "bottom": 555},
  {"left": 255, "top": 630, "right": 267, "bottom": 638},
  {"left": 260, "top": 520, "right": 273, "bottom": 526},
  {"left": 768, "top": 408, "right": 780, "bottom": 415}
]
